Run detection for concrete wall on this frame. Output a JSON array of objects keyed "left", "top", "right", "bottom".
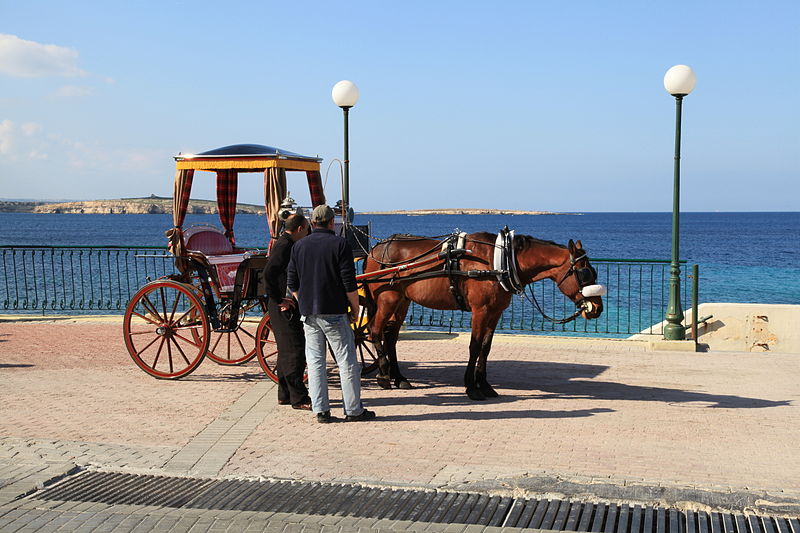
[{"left": 688, "top": 303, "right": 800, "bottom": 353}]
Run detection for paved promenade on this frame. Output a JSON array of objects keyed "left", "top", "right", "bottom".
[{"left": 1, "top": 316, "right": 799, "bottom": 531}]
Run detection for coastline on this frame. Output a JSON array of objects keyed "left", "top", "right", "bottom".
[
  {"left": 1, "top": 199, "right": 569, "bottom": 216},
  {"left": 0, "top": 197, "right": 264, "bottom": 215},
  {"left": 358, "top": 209, "right": 571, "bottom": 215}
]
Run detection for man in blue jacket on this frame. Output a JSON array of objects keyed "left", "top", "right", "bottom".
[{"left": 287, "top": 205, "right": 376, "bottom": 423}]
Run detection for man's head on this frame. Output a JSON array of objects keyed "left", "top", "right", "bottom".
[
  {"left": 311, "top": 205, "right": 335, "bottom": 229},
  {"left": 284, "top": 213, "right": 309, "bottom": 241}
]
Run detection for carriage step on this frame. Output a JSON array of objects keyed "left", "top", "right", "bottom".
[{"left": 31, "top": 470, "right": 800, "bottom": 531}]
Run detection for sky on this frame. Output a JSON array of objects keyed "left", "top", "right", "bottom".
[{"left": 1, "top": 1, "right": 798, "bottom": 212}]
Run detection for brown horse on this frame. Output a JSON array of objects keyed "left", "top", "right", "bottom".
[{"left": 362, "top": 231, "right": 605, "bottom": 400}]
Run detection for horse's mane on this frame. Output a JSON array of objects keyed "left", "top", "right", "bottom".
[{"left": 512, "top": 234, "right": 565, "bottom": 254}]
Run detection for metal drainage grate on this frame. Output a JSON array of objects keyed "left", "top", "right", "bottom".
[{"left": 35, "top": 471, "right": 800, "bottom": 532}]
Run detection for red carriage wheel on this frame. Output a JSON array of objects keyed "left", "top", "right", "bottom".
[
  {"left": 354, "top": 294, "right": 379, "bottom": 375},
  {"left": 202, "top": 298, "right": 265, "bottom": 365},
  {"left": 255, "top": 313, "right": 280, "bottom": 382},
  {"left": 123, "top": 280, "right": 209, "bottom": 379},
  {"left": 255, "top": 313, "right": 311, "bottom": 384},
  {"left": 256, "top": 297, "right": 377, "bottom": 383},
  {"left": 322, "top": 294, "right": 378, "bottom": 376}
]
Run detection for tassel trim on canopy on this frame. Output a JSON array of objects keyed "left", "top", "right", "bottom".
[{"left": 176, "top": 159, "right": 320, "bottom": 172}]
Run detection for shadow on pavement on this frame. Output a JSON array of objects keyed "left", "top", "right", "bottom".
[
  {"left": 378, "top": 359, "right": 789, "bottom": 410},
  {"left": 374, "top": 406, "right": 616, "bottom": 422}
]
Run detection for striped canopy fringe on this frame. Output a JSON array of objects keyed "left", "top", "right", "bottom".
[
  {"left": 264, "top": 167, "right": 287, "bottom": 242},
  {"left": 216, "top": 170, "right": 238, "bottom": 246},
  {"left": 165, "top": 168, "right": 194, "bottom": 273},
  {"left": 306, "top": 170, "right": 326, "bottom": 208}
]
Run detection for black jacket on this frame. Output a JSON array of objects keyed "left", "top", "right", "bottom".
[
  {"left": 262, "top": 233, "right": 294, "bottom": 304},
  {"left": 287, "top": 228, "right": 357, "bottom": 316}
]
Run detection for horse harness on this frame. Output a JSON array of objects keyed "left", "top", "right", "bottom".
[
  {"left": 441, "top": 232, "right": 470, "bottom": 311},
  {"left": 369, "top": 228, "right": 524, "bottom": 312}
]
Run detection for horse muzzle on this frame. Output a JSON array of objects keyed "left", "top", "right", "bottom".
[
  {"left": 578, "top": 285, "right": 606, "bottom": 319},
  {"left": 580, "top": 284, "right": 606, "bottom": 298}
]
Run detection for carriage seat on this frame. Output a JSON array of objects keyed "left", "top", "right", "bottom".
[
  {"left": 184, "top": 225, "right": 244, "bottom": 293},
  {"left": 184, "top": 225, "right": 234, "bottom": 256}
]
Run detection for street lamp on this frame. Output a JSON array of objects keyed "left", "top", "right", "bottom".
[
  {"left": 662, "top": 65, "right": 696, "bottom": 341},
  {"left": 331, "top": 80, "right": 360, "bottom": 225}
]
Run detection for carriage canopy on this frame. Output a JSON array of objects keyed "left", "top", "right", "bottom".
[{"left": 167, "top": 144, "right": 326, "bottom": 258}]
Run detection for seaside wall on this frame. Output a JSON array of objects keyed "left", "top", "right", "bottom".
[{"left": 691, "top": 303, "right": 800, "bottom": 353}]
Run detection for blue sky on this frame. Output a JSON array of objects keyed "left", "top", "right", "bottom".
[{"left": 1, "top": 1, "right": 797, "bottom": 212}]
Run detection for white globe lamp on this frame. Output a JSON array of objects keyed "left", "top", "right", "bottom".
[
  {"left": 663, "top": 65, "right": 696, "bottom": 96},
  {"left": 332, "top": 80, "right": 360, "bottom": 108}
]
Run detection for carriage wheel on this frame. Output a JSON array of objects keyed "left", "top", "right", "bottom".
[
  {"left": 255, "top": 313, "right": 313, "bottom": 384},
  {"left": 255, "top": 313, "right": 286, "bottom": 383},
  {"left": 354, "top": 294, "right": 379, "bottom": 375},
  {"left": 203, "top": 298, "right": 266, "bottom": 366},
  {"left": 123, "top": 280, "right": 209, "bottom": 379},
  {"left": 324, "top": 295, "right": 379, "bottom": 376}
]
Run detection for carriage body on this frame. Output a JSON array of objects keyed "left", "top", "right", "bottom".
[{"left": 123, "top": 144, "right": 326, "bottom": 379}]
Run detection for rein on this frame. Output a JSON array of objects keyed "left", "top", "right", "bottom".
[{"left": 519, "top": 289, "right": 583, "bottom": 324}]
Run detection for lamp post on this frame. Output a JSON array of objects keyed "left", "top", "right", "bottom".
[
  {"left": 331, "top": 80, "right": 360, "bottom": 225},
  {"left": 662, "top": 65, "right": 696, "bottom": 341}
]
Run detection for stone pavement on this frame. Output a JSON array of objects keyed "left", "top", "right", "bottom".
[{"left": 1, "top": 315, "right": 799, "bottom": 531}]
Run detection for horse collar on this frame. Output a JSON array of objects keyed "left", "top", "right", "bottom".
[{"left": 493, "top": 227, "right": 524, "bottom": 294}]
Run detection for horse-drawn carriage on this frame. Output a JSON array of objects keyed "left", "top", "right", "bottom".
[
  {"left": 123, "top": 143, "right": 607, "bottom": 399},
  {"left": 122, "top": 144, "right": 329, "bottom": 379}
]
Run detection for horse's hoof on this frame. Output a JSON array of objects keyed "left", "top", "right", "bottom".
[
  {"left": 466, "top": 388, "right": 486, "bottom": 401},
  {"left": 480, "top": 386, "right": 499, "bottom": 398},
  {"left": 376, "top": 376, "right": 392, "bottom": 389},
  {"left": 395, "top": 380, "right": 413, "bottom": 390}
]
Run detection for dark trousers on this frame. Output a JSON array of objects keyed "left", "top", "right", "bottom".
[{"left": 267, "top": 298, "right": 309, "bottom": 406}]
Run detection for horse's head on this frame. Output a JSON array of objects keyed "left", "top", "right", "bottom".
[{"left": 555, "top": 239, "right": 606, "bottom": 320}]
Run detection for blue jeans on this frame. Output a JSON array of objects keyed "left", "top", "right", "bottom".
[{"left": 302, "top": 314, "right": 364, "bottom": 416}]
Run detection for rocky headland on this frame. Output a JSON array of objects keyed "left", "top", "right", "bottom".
[
  {"left": 0, "top": 196, "right": 265, "bottom": 215},
  {"left": 1, "top": 198, "right": 565, "bottom": 216}
]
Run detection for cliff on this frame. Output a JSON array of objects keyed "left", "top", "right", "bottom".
[
  {"left": 0, "top": 196, "right": 265, "bottom": 215},
  {"left": 1, "top": 199, "right": 563, "bottom": 216}
]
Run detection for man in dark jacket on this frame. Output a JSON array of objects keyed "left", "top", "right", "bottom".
[
  {"left": 287, "top": 205, "right": 375, "bottom": 423},
  {"left": 262, "top": 214, "right": 311, "bottom": 410}
]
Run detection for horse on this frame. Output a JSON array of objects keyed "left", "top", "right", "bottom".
[{"left": 362, "top": 231, "right": 605, "bottom": 400}]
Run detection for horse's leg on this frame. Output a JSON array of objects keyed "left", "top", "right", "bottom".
[
  {"left": 475, "top": 323, "right": 500, "bottom": 398},
  {"left": 384, "top": 299, "right": 411, "bottom": 389},
  {"left": 465, "top": 310, "right": 486, "bottom": 401},
  {"left": 475, "top": 310, "right": 503, "bottom": 398},
  {"left": 370, "top": 290, "right": 403, "bottom": 389},
  {"left": 465, "top": 310, "right": 502, "bottom": 400}
]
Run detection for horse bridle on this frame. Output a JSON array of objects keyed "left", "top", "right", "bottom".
[
  {"left": 556, "top": 252, "right": 598, "bottom": 295},
  {"left": 521, "top": 250, "right": 605, "bottom": 324}
]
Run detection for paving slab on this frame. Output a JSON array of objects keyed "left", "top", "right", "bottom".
[{"left": 1, "top": 317, "right": 799, "bottom": 531}]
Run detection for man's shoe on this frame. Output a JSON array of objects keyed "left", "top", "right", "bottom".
[
  {"left": 292, "top": 402, "right": 312, "bottom": 411},
  {"left": 345, "top": 409, "right": 376, "bottom": 422},
  {"left": 317, "top": 411, "right": 333, "bottom": 424},
  {"left": 278, "top": 399, "right": 291, "bottom": 405}
]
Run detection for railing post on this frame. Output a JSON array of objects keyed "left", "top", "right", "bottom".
[{"left": 691, "top": 263, "right": 699, "bottom": 344}]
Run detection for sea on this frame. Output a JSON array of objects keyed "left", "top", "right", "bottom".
[{"left": 1, "top": 211, "right": 799, "bottom": 305}]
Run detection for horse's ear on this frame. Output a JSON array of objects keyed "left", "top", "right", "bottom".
[
  {"left": 568, "top": 239, "right": 575, "bottom": 253},
  {"left": 576, "top": 239, "right": 583, "bottom": 250}
]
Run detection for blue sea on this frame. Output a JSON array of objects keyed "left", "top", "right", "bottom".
[{"left": 1, "top": 211, "right": 799, "bottom": 305}]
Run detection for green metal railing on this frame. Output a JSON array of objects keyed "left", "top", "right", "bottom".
[
  {"left": 1, "top": 246, "right": 697, "bottom": 336},
  {"left": 405, "top": 258, "right": 695, "bottom": 336},
  {"left": 1, "top": 246, "right": 173, "bottom": 312}
]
